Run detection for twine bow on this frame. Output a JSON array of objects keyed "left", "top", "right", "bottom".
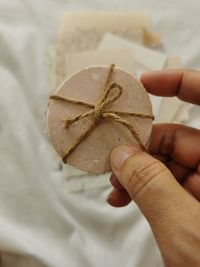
[{"left": 50, "top": 64, "right": 154, "bottom": 163}]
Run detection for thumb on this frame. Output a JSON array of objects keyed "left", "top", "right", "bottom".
[{"left": 110, "top": 145, "right": 198, "bottom": 228}]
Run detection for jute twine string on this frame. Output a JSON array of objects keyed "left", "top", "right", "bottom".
[{"left": 50, "top": 64, "right": 154, "bottom": 163}]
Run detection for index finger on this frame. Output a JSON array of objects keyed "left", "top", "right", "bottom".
[
  {"left": 141, "top": 69, "right": 200, "bottom": 105},
  {"left": 149, "top": 124, "right": 200, "bottom": 168}
]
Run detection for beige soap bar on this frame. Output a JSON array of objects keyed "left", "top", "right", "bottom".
[
  {"left": 47, "top": 66, "right": 153, "bottom": 174},
  {"left": 99, "top": 33, "right": 167, "bottom": 70},
  {"left": 64, "top": 48, "right": 135, "bottom": 78}
]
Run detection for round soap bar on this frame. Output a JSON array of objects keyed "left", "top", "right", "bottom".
[{"left": 47, "top": 66, "right": 153, "bottom": 174}]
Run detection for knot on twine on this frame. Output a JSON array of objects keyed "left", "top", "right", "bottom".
[
  {"left": 93, "top": 81, "right": 122, "bottom": 119},
  {"left": 49, "top": 64, "right": 154, "bottom": 163}
]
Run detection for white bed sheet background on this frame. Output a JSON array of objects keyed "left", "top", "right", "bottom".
[{"left": 0, "top": 1, "right": 200, "bottom": 267}]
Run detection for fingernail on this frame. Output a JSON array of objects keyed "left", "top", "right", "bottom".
[{"left": 111, "top": 145, "right": 139, "bottom": 171}]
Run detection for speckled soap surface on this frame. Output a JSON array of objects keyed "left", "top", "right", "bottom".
[{"left": 47, "top": 66, "right": 153, "bottom": 174}]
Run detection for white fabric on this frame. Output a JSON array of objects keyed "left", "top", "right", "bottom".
[{"left": 0, "top": 1, "right": 200, "bottom": 267}]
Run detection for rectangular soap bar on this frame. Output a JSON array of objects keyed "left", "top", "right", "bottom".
[
  {"left": 64, "top": 48, "right": 136, "bottom": 78},
  {"left": 99, "top": 33, "right": 167, "bottom": 70}
]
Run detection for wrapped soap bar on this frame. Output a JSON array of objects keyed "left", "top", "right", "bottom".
[{"left": 47, "top": 65, "right": 153, "bottom": 174}]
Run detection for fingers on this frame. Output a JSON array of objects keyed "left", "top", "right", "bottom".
[
  {"left": 108, "top": 124, "right": 200, "bottom": 207},
  {"left": 108, "top": 174, "right": 131, "bottom": 207},
  {"left": 108, "top": 162, "right": 190, "bottom": 206},
  {"left": 166, "top": 161, "right": 191, "bottom": 183},
  {"left": 110, "top": 173, "right": 124, "bottom": 189},
  {"left": 141, "top": 69, "right": 200, "bottom": 105},
  {"left": 110, "top": 145, "right": 199, "bottom": 228},
  {"left": 183, "top": 164, "right": 200, "bottom": 201},
  {"left": 107, "top": 188, "right": 131, "bottom": 207},
  {"left": 149, "top": 124, "right": 200, "bottom": 168}
]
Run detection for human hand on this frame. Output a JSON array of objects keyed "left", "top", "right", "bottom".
[{"left": 107, "top": 70, "right": 200, "bottom": 267}]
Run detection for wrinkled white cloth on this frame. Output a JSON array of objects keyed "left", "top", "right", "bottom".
[{"left": 0, "top": 1, "right": 200, "bottom": 267}]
